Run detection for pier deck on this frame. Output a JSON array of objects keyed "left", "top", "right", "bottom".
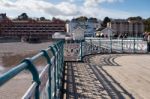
[
  {"left": 1, "top": 54, "right": 150, "bottom": 99},
  {"left": 63, "top": 54, "right": 150, "bottom": 99}
]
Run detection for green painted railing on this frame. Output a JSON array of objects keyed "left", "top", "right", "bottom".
[
  {"left": 0, "top": 40, "right": 64, "bottom": 99},
  {"left": 84, "top": 38, "right": 148, "bottom": 54}
]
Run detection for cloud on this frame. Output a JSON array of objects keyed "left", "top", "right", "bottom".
[
  {"left": 63, "top": 0, "right": 75, "bottom": 2},
  {"left": 0, "top": 0, "right": 133, "bottom": 19},
  {"left": 0, "top": 0, "right": 80, "bottom": 17},
  {"left": 84, "top": 0, "right": 124, "bottom": 7}
]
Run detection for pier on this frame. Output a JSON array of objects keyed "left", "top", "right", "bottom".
[{"left": 0, "top": 38, "right": 150, "bottom": 99}]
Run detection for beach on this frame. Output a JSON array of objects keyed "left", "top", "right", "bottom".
[{"left": 0, "top": 42, "right": 54, "bottom": 74}]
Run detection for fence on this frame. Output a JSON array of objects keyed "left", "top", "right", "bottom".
[
  {"left": 64, "top": 40, "right": 82, "bottom": 61},
  {"left": 0, "top": 40, "right": 64, "bottom": 99},
  {"left": 64, "top": 38, "right": 148, "bottom": 61},
  {"left": 84, "top": 38, "right": 148, "bottom": 54}
]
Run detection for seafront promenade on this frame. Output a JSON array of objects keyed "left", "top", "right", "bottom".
[{"left": 1, "top": 54, "right": 150, "bottom": 99}]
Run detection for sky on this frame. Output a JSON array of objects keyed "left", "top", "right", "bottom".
[{"left": 0, "top": 0, "right": 150, "bottom": 20}]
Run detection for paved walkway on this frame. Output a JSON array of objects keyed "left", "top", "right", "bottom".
[
  {"left": 63, "top": 62, "right": 110, "bottom": 99},
  {"left": 63, "top": 54, "right": 150, "bottom": 99}
]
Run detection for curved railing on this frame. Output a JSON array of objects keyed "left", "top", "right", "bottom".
[
  {"left": 0, "top": 37, "right": 148, "bottom": 98},
  {"left": 64, "top": 38, "right": 148, "bottom": 61},
  {"left": 0, "top": 40, "right": 64, "bottom": 99}
]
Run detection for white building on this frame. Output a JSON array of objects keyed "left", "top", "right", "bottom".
[
  {"left": 52, "top": 27, "right": 85, "bottom": 40},
  {"left": 52, "top": 32, "right": 66, "bottom": 39},
  {"left": 107, "top": 19, "right": 144, "bottom": 37},
  {"left": 66, "top": 18, "right": 101, "bottom": 37},
  {"left": 52, "top": 32, "right": 73, "bottom": 40},
  {"left": 72, "top": 27, "right": 85, "bottom": 40},
  {"left": 100, "top": 27, "right": 114, "bottom": 38}
]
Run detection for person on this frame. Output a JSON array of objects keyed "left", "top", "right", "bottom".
[
  {"left": 147, "top": 33, "right": 150, "bottom": 41},
  {"left": 147, "top": 33, "right": 150, "bottom": 52}
]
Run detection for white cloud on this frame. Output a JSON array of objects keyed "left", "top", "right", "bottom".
[
  {"left": 0, "top": 0, "right": 133, "bottom": 19},
  {"left": 84, "top": 0, "right": 124, "bottom": 7},
  {"left": 63, "top": 0, "right": 75, "bottom": 2}
]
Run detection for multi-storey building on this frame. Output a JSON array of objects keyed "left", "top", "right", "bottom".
[
  {"left": 66, "top": 18, "right": 101, "bottom": 37},
  {"left": 0, "top": 14, "right": 66, "bottom": 40},
  {"left": 107, "top": 19, "right": 144, "bottom": 37}
]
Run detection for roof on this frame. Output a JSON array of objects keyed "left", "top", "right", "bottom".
[
  {"left": 101, "top": 27, "right": 114, "bottom": 32},
  {"left": 96, "top": 27, "right": 105, "bottom": 31},
  {"left": 72, "top": 27, "right": 86, "bottom": 33}
]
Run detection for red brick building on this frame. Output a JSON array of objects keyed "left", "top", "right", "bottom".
[{"left": 0, "top": 14, "right": 66, "bottom": 40}]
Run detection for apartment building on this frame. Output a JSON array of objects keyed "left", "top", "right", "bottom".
[
  {"left": 0, "top": 14, "right": 66, "bottom": 40},
  {"left": 107, "top": 19, "right": 144, "bottom": 37}
]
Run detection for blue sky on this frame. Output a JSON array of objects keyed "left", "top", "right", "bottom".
[
  {"left": 101, "top": 0, "right": 150, "bottom": 17},
  {"left": 0, "top": 0, "right": 150, "bottom": 20}
]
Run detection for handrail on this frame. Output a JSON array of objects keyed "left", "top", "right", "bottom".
[
  {"left": 0, "top": 40, "right": 65, "bottom": 99},
  {"left": 0, "top": 62, "right": 28, "bottom": 86}
]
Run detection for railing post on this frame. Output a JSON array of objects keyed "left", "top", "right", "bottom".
[
  {"left": 60, "top": 41, "right": 64, "bottom": 78},
  {"left": 99, "top": 38, "right": 101, "bottom": 53},
  {"left": 80, "top": 40, "right": 83, "bottom": 61},
  {"left": 22, "top": 58, "right": 40, "bottom": 99},
  {"left": 110, "top": 37, "right": 112, "bottom": 53},
  {"left": 147, "top": 40, "right": 150, "bottom": 53},
  {"left": 59, "top": 41, "right": 64, "bottom": 79},
  {"left": 122, "top": 38, "right": 123, "bottom": 53},
  {"left": 49, "top": 46, "right": 57, "bottom": 98},
  {"left": 54, "top": 44, "right": 61, "bottom": 92},
  {"left": 134, "top": 38, "right": 136, "bottom": 53},
  {"left": 55, "top": 42, "right": 61, "bottom": 93},
  {"left": 90, "top": 39, "right": 92, "bottom": 54},
  {"left": 55, "top": 40, "right": 64, "bottom": 97},
  {"left": 40, "top": 50, "right": 52, "bottom": 99},
  {"left": 55, "top": 44, "right": 58, "bottom": 93}
]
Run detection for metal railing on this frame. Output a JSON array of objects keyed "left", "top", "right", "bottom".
[
  {"left": 0, "top": 37, "right": 148, "bottom": 98},
  {"left": 84, "top": 38, "right": 148, "bottom": 54},
  {"left": 0, "top": 40, "right": 64, "bottom": 99},
  {"left": 64, "top": 38, "right": 148, "bottom": 61}
]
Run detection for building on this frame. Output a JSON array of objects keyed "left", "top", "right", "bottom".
[
  {"left": 107, "top": 19, "right": 144, "bottom": 37},
  {"left": 72, "top": 27, "right": 85, "bottom": 40},
  {"left": 66, "top": 18, "right": 101, "bottom": 37},
  {"left": 52, "top": 32, "right": 70, "bottom": 40},
  {"left": 96, "top": 27, "right": 114, "bottom": 38},
  {"left": 52, "top": 27, "right": 85, "bottom": 41},
  {"left": 0, "top": 14, "right": 66, "bottom": 40}
]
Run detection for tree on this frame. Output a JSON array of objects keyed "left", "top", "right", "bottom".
[
  {"left": 76, "top": 16, "right": 88, "bottom": 22},
  {"left": 88, "top": 17, "right": 98, "bottom": 22},
  {"left": 144, "top": 18, "right": 150, "bottom": 32},
  {"left": 102, "top": 17, "right": 111, "bottom": 27},
  {"left": 18, "top": 13, "right": 29, "bottom": 20},
  {"left": 40, "top": 17, "right": 46, "bottom": 21},
  {"left": 128, "top": 16, "right": 142, "bottom": 21}
]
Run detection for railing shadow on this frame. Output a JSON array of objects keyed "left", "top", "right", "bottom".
[
  {"left": 62, "top": 61, "right": 112, "bottom": 99},
  {"left": 86, "top": 55, "right": 135, "bottom": 99}
]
